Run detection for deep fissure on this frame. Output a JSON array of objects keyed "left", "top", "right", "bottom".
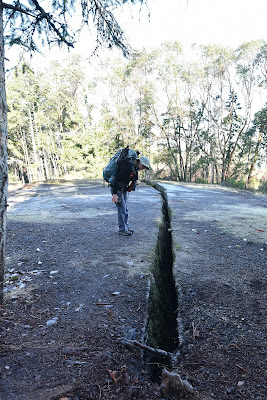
[{"left": 144, "top": 182, "right": 179, "bottom": 382}]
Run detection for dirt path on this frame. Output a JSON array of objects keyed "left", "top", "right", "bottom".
[{"left": 1, "top": 180, "right": 266, "bottom": 399}]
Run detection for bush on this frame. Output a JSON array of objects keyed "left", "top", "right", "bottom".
[
  {"left": 223, "top": 178, "right": 245, "bottom": 190},
  {"left": 195, "top": 178, "right": 208, "bottom": 184},
  {"left": 259, "top": 180, "right": 267, "bottom": 193}
]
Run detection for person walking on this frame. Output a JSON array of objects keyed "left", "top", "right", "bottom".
[{"left": 111, "top": 156, "right": 150, "bottom": 236}]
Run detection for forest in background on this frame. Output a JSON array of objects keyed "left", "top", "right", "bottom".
[{"left": 6, "top": 40, "right": 267, "bottom": 191}]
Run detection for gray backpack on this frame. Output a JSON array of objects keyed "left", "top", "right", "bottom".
[{"left": 103, "top": 146, "right": 138, "bottom": 185}]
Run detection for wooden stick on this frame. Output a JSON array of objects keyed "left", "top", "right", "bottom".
[{"left": 116, "top": 338, "right": 171, "bottom": 358}]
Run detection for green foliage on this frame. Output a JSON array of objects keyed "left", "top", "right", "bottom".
[
  {"left": 195, "top": 178, "right": 208, "bottom": 184},
  {"left": 223, "top": 178, "right": 246, "bottom": 190},
  {"left": 3, "top": 0, "right": 146, "bottom": 56},
  {"left": 259, "top": 180, "right": 267, "bottom": 193},
  {"left": 6, "top": 40, "right": 267, "bottom": 188}
]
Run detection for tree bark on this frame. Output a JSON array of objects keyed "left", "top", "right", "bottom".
[
  {"left": 246, "top": 129, "right": 264, "bottom": 188},
  {"left": 0, "top": 1, "right": 8, "bottom": 303},
  {"left": 43, "top": 149, "right": 51, "bottom": 180},
  {"left": 28, "top": 108, "right": 42, "bottom": 180},
  {"left": 21, "top": 127, "right": 33, "bottom": 182},
  {"left": 224, "top": 123, "right": 247, "bottom": 182}
]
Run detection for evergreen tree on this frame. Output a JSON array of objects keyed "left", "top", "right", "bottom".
[{"left": 0, "top": 0, "right": 147, "bottom": 302}]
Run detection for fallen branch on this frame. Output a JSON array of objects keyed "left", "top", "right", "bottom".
[
  {"left": 96, "top": 383, "right": 102, "bottom": 400},
  {"left": 116, "top": 338, "right": 171, "bottom": 359},
  {"left": 235, "top": 364, "right": 248, "bottom": 373}
]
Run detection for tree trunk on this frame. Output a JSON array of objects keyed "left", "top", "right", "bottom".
[
  {"left": 39, "top": 153, "right": 45, "bottom": 181},
  {"left": 28, "top": 109, "right": 41, "bottom": 180},
  {"left": 51, "top": 153, "right": 59, "bottom": 178},
  {"left": 246, "top": 130, "right": 263, "bottom": 188},
  {"left": 221, "top": 150, "right": 226, "bottom": 183},
  {"left": 43, "top": 149, "right": 51, "bottom": 180},
  {"left": 0, "top": 3, "right": 8, "bottom": 303},
  {"left": 224, "top": 123, "right": 247, "bottom": 182},
  {"left": 21, "top": 126, "right": 33, "bottom": 183}
]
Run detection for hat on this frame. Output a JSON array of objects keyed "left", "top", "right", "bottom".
[{"left": 139, "top": 156, "right": 150, "bottom": 170}]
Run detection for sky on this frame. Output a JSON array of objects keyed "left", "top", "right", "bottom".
[
  {"left": 5, "top": 0, "right": 267, "bottom": 70},
  {"left": 114, "top": 0, "right": 267, "bottom": 51}
]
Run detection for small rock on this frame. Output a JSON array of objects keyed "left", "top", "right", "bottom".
[{"left": 46, "top": 317, "right": 58, "bottom": 326}]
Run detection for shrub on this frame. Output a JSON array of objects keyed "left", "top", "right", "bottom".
[
  {"left": 195, "top": 178, "right": 208, "bottom": 184},
  {"left": 223, "top": 178, "right": 245, "bottom": 190},
  {"left": 259, "top": 180, "right": 267, "bottom": 193}
]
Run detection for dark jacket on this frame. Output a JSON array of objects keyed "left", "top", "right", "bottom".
[{"left": 112, "top": 159, "right": 138, "bottom": 194}]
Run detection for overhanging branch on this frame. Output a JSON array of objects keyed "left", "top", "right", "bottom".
[
  {"left": 1, "top": 2, "right": 35, "bottom": 17},
  {"left": 30, "top": 0, "right": 74, "bottom": 47},
  {"left": 1, "top": 0, "right": 74, "bottom": 48}
]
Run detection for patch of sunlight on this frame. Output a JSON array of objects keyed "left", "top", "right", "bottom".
[
  {"left": 184, "top": 204, "right": 267, "bottom": 242},
  {"left": 8, "top": 206, "right": 116, "bottom": 223}
]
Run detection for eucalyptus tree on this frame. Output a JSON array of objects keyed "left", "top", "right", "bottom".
[
  {"left": 40, "top": 55, "right": 89, "bottom": 176},
  {"left": 198, "top": 42, "right": 267, "bottom": 184},
  {"left": 235, "top": 41, "right": 266, "bottom": 108},
  {"left": 176, "top": 61, "right": 209, "bottom": 181},
  {"left": 123, "top": 50, "right": 156, "bottom": 153},
  {"left": 151, "top": 41, "right": 208, "bottom": 181},
  {"left": 94, "top": 57, "right": 134, "bottom": 151},
  {"left": 254, "top": 43, "right": 267, "bottom": 86},
  {"left": 0, "top": 0, "right": 147, "bottom": 301},
  {"left": 228, "top": 41, "right": 266, "bottom": 180},
  {"left": 243, "top": 106, "right": 267, "bottom": 188},
  {"left": 7, "top": 54, "right": 106, "bottom": 182},
  {"left": 94, "top": 51, "right": 156, "bottom": 159},
  {"left": 149, "top": 41, "right": 183, "bottom": 180},
  {"left": 198, "top": 44, "right": 244, "bottom": 183},
  {"left": 7, "top": 62, "right": 44, "bottom": 182}
]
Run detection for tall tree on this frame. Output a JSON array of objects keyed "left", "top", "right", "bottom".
[
  {"left": 0, "top": 3, "right": 7, "bottom": 302},
  {"left": 0, "top": 0, "right": 146, "bottom": 302},
  {"left": 244, "top": 106, "right": 267, "bottom": 188}
]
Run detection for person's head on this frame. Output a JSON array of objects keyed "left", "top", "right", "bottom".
[{"left": 138, "top": 156, "right": 150, "bottom": 171}]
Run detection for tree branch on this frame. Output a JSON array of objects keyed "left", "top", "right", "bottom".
[
  {"left": 2, "top": 0, "right": 74, "bottom": 48},
  {"left": 30, "top": 0, "right": 74, "bottom": 47},
  {"left": 0, "top": 2, "right": 35, "bottom": 17},
  {"left": 116, "top": 337, "right": 172, "bottom": 359}
]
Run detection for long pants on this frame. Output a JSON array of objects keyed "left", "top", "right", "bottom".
[{"left": 116, "top": 190, "right": 130, "bottom": 232}]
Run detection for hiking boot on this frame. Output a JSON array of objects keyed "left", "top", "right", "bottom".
[{"left": 119, "top": 231, "right": 132, "bottom": 236}]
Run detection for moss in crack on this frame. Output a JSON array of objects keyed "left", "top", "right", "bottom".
[{"left": 144, "top": 183, "right": 178, "bottom": 382}]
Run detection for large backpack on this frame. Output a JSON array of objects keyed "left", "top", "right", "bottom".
[{"left": 103, "top": 146, "right": 138, "bottom": 185}]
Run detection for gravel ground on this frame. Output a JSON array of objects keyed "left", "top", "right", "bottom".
[
  {"left": 1, "top": 180, "right": 266, "bottom": 400},
  {"left": 167, "top": 182, "right": 267, "bottom": 400}
]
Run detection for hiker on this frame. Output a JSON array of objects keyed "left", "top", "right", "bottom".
[{"left": 111, "top": 156, "right": 150, "bottom": 236}]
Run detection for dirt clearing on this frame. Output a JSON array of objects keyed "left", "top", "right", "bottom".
[{"left": 1, "top": 180, "right": 266, "bottom": 399}]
